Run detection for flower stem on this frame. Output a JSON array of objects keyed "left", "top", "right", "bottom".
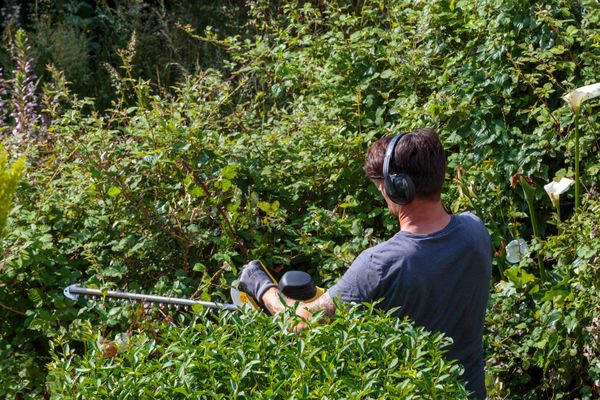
[
  {"left": 573, "top": 113, "right": 580, "bottom": 212},
  {"left": 520, "top": 176, "right": 546, "bottom": 281},
  {"left": 525, "top": 194, "right": 546, "bottom": 280},
  {"left": 556, "top": 203, "right": 561, "bottom": 235}
]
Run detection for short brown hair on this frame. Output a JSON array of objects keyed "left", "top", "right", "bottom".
[{"left": 363, "top": 128, "right": 446, "bottom": 200}]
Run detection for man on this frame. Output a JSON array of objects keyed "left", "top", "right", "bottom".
[{"left": 240, "top": 128, "right": 493, "bottom": 399}]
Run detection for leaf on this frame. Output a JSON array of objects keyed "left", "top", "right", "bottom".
[
  {"left": 107, "top": 186, "right": 122, "bottom": 197},
  {"left": 193, "top": 263, "right": 205, "bottom": 272},
  {"left": 380, "top": 69, "right": 394, "bottom": 79},
  {"left": 504, "top": 267, "right": 536, "bottom": 287},
  {"left": 257, "top": 201, "right": 271, "bottom": 213},
  {"left": 191, "top": 304, "right": 204, "bottom": 314},
  {"left": 540, "top": 289, "right": 569, "bottom": 302},
  {"left": 221, "top": 165, "right": 237, "bottom": 180},
  {"left": 28, "top": 288, "right": 43, "bottom": 305},
  {"left": 217, "top": 179, "right": 231, "bottom": 192},
  {"left": 189, "top": 185, "right": 204, "bottom": 198}
]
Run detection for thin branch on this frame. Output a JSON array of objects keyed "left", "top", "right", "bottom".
[
  {"left": 181, "top": 160, "right": 248, "bottom": 256},
  {"left": 0, "top": 302, "right": 25, "bottom": 316}
]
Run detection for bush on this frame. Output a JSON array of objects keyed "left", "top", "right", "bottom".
[
  {"left": 486, "top": 199, "right": 600, "bottom": 399},
  {"left": 2, "top": 0, "right": 250, "bottom": 110},
  {"left": 47, "top": 304, "right": 469, "bottom": 399}
]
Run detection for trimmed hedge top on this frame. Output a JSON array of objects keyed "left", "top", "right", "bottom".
[{"left": 47, "top": 304, "right": 469, "bottom": 399}]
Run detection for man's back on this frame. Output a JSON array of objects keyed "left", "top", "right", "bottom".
[
  {"left": 329, "top": 212, "right": 493, "bottom": 399},
  {"left": 242, "top": 130, "right": 494, "bottom": 398}
]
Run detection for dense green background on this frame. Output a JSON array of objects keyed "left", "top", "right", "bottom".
[{"left": 0, "top": 0, "right": 598, "bottom": 398}]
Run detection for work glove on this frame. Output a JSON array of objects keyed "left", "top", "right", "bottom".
[{"left": 238, "top": 260, "right": 277, "bottom": 306}]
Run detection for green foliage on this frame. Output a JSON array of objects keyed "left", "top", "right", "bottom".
[
  {"left": 486, "top": 200, "right": 600, "bottom": 399},
  {"left": 7, "top": 0, "right": 251, "bottom": 110},
  {"left": 0, "top": 145, "right": 24, "bottom": 234},
  {"left": 47, "top": 304, "right": 468, "bottom": 399},
  {"left": 0, "top": 0, "right": 598, "bottom": 398},
  {"left": 0, "top": 146, "right": 28, "bottom": 396}
]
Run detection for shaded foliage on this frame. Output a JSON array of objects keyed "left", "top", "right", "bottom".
[
  {"left": 486, "top": 200, "right": 600, "bottom": 398},
  {"left": 1, "top": 0, "right": 250, "bottom": 110}
]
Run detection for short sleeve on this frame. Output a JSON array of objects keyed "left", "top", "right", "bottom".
[{"left": 328, "top": 250, "right": 381, "bottom": 303}]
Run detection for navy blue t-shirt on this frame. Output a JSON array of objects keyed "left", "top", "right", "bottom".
[{"left": 329, "top": 212, "right": 493, "bottom": 399}]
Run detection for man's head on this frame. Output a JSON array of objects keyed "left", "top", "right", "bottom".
[{"left": 364, "top": 128, "right": 446, "bottom": 203}]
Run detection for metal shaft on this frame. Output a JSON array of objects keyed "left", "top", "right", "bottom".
[{"left": 64, "top": 284, "right": 238, "bottom": 311}]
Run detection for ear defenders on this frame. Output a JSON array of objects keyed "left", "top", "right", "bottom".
[{"left": 382, "top": 133, "right": 416, "bottom": 205}]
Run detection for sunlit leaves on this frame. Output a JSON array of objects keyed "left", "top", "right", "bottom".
[
  {"left": 106, "top": 186, "right": 121, "bottom": 197},
  {"left": 0, "top": 146, "right": 25, "bottom": 235},
  {"left": 47, "top": 304, "right": 468, "bottom": 398}
]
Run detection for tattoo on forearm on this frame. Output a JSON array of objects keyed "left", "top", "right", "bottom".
[
  {"left": 262, "top": 288, "right": 336, "bottom": 319},
  {"left": 305, "top": 291, "right": 335, "bottom": 316},
  {"left": 265, "top": 298, "right": 286, "bottom": 314},
  {"left": 262, "top": 287, "right": 297, "bottom": 315}
]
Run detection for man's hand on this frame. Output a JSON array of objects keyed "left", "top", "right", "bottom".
[
  {"left": 238, "top": 260, "right": 277, "bottom": 306},
  {"left": 261, "top": 288, "right": 336, "bottom": 332},
  {"left": 293, "top": 291, "right": 336, "bottom": 331}
]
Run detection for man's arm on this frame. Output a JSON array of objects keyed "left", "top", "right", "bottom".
[
  {"left": 260, "top": 251, "right": 376, "bottom": 321},
  {"left": 261, "top": 287, "right": 336, "bottom": 329},
  {"left": 238, "top": 260, "right": 337, "bottom": 328},
  {"left": 298, "top": 290, "right": 336, "bottom": 316},
  {"left": 261, "top": 286, "right": 296, "bottom": 314}
]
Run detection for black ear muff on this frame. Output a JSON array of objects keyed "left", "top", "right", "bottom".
[{"left": 383, "top": 133, "right": 416, "bottom": 205}]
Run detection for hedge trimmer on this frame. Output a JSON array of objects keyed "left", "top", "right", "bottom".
[
  {"left": 63, "top": 284, "right": 238, "bottom": 311},
  {"left": 64, "top": 261, "right": 324, "bottom": 313}
]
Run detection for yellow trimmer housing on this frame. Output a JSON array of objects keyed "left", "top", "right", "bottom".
[{"left": 231, "top": 261, "right": 324, "bottom": 310}]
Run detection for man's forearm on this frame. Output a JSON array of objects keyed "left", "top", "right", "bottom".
[
  {"left": 261, "top": 286, "right": 295, "bottom": 314},
  {"left": 300, "top": 291, "right": 336, "bottom": 316},
  {"left": 260, "top": 287, "right": 336, "bottom": 325}
]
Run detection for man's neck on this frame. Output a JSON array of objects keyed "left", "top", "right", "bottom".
[{"left": 396, "top": 199, "right": 451, "bottom": 234}]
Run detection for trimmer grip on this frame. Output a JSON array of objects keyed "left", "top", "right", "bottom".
[{"left": 231, "top": 263, "right": 324, "bottom": 312}]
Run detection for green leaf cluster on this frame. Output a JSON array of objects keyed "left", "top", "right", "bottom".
[
  {"left": 486, "top": 200, "right": 600, "bottom": 398},
  {"left": 0, "top": 146, "right": 24, "bottom": 235}
]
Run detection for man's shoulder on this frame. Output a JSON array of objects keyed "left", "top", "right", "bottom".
[
  {"left": 455, "top": 212, "right": 493, "bottom": 256},
  {"left": 456, "top": 211, "right": 484, "bottom": 224},
  {"left": 358, "top": 233, "right": 415, "bottom": 271},
  {"left": 365, "top": 232, "right": 409, "bottom": 254},
  {"left": 455, "top": 212, "right": 488, "bottom": 233}
]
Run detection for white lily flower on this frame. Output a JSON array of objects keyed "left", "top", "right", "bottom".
[
  {"left": 562, "top": 82, "right": 600, "bottom": 114},
  {"left": 506, "top": 238, "right": 529, "bottom": 264},
  {"left": 543, "top": 177, "right": 575, "bottom": 208}
]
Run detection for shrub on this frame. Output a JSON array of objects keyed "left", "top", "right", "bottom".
[
  {"left": 47, "top": 304, "right": 469, "bottom": 399},
  {"left": 0, "top": 145, "right": 24, "bottom": 234},
  {"left": 486, "top": 199, "right": 600, "bottom": 399},
  {"left": 6, "top": 0, "right": 251, "bottom": 110}
]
